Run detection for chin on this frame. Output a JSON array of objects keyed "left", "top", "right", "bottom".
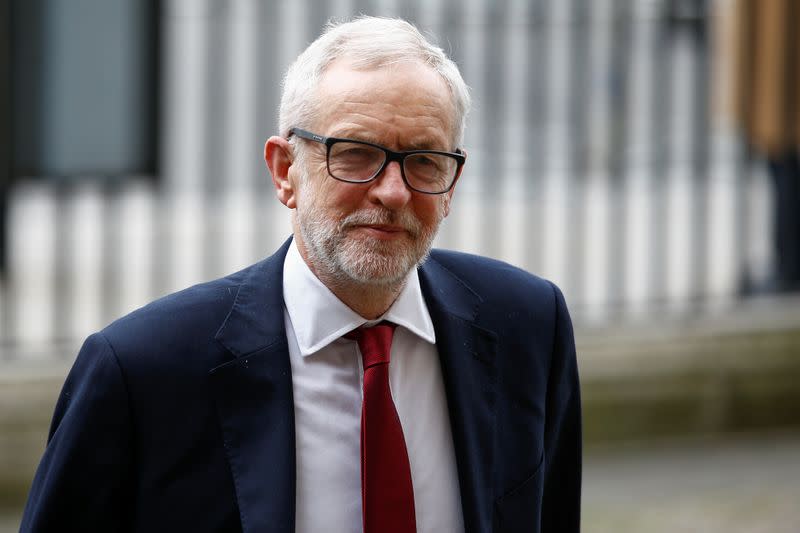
[
  {"left": 335, "top": 244, "right": 419, "bottom": 287},
  {"left": 298, "top": 211, "right": 438, "bottom": 287}
]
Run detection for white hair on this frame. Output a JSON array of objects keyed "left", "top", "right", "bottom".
[{"left": 279, "top": 16, "right": 471, "bottom": 148}]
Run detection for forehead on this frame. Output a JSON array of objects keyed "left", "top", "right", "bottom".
[{"left": 312, "top": 59, "right": 456, "bottom": 149}]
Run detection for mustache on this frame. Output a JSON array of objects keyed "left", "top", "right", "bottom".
[{"left": 340, "top": 209, "right": 422, "bottom": 238}]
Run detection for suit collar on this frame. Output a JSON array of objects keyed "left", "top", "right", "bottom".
[
  {"left": 211, "top": 238, "right": 296, "bottom": 532},
  {"left": 419, "top": 255, "right": 498, "bottom": 533},
  {"left": 214, "top": 238, "right": 292, "bottom": 357},
  {"left": 419, "top": 253, "right": 482, "bottom": 322}
]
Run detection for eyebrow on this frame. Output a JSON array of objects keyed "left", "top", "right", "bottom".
[
  {"left": 405, "top": 138, "right": 447, "bottom": 151},
  {"left": 331, "top": 131, "right": 450, "bottom": 151}
]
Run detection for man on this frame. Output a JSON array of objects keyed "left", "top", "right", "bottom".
[{"left": 21, "top": 16, "right": 580, "bottom": 533}]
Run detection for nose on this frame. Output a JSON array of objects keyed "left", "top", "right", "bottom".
[{"left": 367, "top": 160, "right": 412, "bottom": 210}]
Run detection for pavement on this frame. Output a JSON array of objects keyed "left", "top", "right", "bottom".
[
  {"left": 4, "top": 431, "right": 799, "bottom": 532},
  {"left": 582, "top": 432, "right": 800, "bottom": 533}
]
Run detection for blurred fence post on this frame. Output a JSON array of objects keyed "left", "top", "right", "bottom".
[
  {"left": 1, "top": 0, "right": 9, "bottom": 280},
  {"left": 1, "top": 0, "right": 10, "bottom": 358},
  {"left": 0, "top": 0, "right": 790, "bottom": 355}
]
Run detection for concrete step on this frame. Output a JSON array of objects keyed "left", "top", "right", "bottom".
[{"left": 578, "top": 294, "right": 800, "bottom": 443}]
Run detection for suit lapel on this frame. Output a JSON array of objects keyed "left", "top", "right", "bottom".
[
  {"left": 210, "top": 239, "right": 296, "bottom": 533},
  {"left": 420, "top": 257, "right": 498, "bottom": 533},
  {"left": 206, "top": 243, "right": 498, "bottom": 532}
]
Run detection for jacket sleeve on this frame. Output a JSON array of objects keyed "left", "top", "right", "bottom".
[
  {"left": 20, "top": 332, "right": 134, "bottom": 532},
  {"left": 541, "top": 282, "right": 582, "bottom": 532}
]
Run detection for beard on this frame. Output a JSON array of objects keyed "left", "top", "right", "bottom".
[{"left": 295, "top": 186, "right": 445, "bottom": 287}]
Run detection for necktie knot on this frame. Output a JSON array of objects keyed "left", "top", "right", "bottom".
[{"left": 345, "top": 322, "right": 397, "bottom": 369}]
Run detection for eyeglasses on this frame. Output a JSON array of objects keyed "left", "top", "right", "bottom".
[{"left": 289, "top": 127, "right": 465, "bottom": 194}]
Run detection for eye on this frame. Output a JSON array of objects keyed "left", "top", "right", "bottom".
[
  {"left": 330, "top": 142, "right": 382, "bottom": 163},
  {"left": 407, "top": 153, "right": 447, "bottom": 173},
  {"left": 415, "top": 155, "right": 438, "bottom": 167},
  {"left": 339, "top": 147, "right": 373, "bottom": 159}
]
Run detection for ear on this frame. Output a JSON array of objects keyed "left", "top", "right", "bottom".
[
  {"left": 442, "top": 148, "right": 466, "bottom": 218},
  {"left": 265, "top": 136, "right": 298, "bottom": 209}
]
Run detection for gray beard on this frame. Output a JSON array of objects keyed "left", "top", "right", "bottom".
[
  {"left": 298, "top": 206, "right": 438, "bottom": 287},
  {"left": 297, "top": 205, "right": 439, "bottom": 288}
]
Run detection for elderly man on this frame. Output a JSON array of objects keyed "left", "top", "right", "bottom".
[{"left": 21, "top": 16, "right": 580, "bottom": 533}]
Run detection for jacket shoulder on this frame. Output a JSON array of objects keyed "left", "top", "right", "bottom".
[
  {"left": 97, "top": 261, "right": 268, "bottom": 370},
  {"left": 427, "top": 248, "right": 557, "bottom": 302},
  {"left": 105, "top": 270, "right": 244, "bottom": 339}
]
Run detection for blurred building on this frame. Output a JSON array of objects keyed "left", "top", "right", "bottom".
[
  {"left": 3, "top": 1, "right": 800, "bottom": 528},
  {"left": 0, "top": 0, "right": 792, "bottom": 353}
]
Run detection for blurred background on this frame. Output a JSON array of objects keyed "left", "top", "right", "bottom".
[{"left": 1, "top": 0, "right": 799, "bottom": 530}]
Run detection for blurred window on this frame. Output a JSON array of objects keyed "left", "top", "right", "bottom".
[{"left": 11, "top": 0, "right": 159, "bottom": 179}]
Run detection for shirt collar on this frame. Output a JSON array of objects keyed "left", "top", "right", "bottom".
[{"left": 282, "top": 239, "right": 436, "bottom": 357}]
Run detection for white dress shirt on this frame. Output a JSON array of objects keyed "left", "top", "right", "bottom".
[{"left": 283, "top": 241, "right": 464, "bottom": 533}]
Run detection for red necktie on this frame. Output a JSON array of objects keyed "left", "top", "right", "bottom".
[{"left": 346, "top": 323, "right": 416, "bottom": 533}]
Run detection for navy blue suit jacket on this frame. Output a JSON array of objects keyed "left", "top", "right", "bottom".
[{"left": 21, "top": 239, "right": 581, "bottom": 532}]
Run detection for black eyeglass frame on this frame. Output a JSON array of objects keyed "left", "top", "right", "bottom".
[{"left": 289, "top": 127, "right": 465, "bottom": 195}]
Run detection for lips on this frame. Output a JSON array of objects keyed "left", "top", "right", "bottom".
[
  {"left": 351, "top": 224, "right": 408, "bottom": 240},
  {"left": 340, "top": 211, "right": 421, "bottom": 239},
  {"left": 360, "top": 224, "right": 405, "bottom": 233}
]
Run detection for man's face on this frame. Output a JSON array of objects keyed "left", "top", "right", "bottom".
[{"left": 290, "top": 60, "right": 460, "bottom": 286}]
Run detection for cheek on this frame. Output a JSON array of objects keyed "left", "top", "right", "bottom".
[
  {"left": 301, "top": 176, "right": 366, "bottom": 216},
  {"left": 294, "top": 163, "right": 329, "bottom": 204},
  {"left": 414, "top": 196, "right": 448, "bottom": 224},
  {"left": 312, "top": 159, "right": 329, "bottom": 179},
  {"left": 302, "top": 149, "right": 332, "bottom": 182}
]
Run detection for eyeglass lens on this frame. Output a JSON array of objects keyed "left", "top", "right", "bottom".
[{"left": 328, "top": 141, "right": 457, "bottom": 193}]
